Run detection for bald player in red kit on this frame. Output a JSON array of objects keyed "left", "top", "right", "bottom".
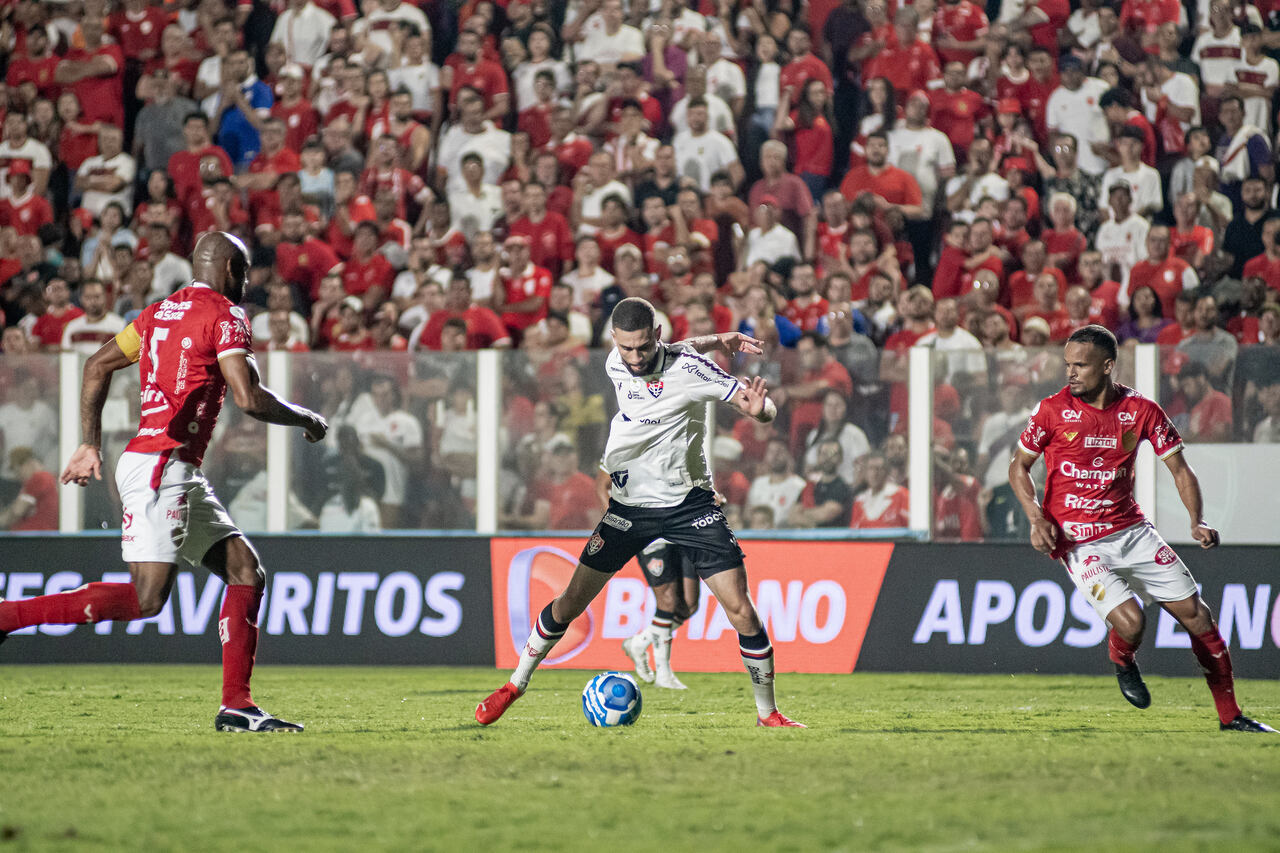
[
  {"left": 1010, "top": 325, "right": 1272, "bottom": 733},
  {"left": 0, "top": 232, "right": 328, "bottom": 733}
]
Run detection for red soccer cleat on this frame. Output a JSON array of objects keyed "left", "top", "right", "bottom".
[
  {"left": 757, "top": 710, "right": 807, "bottom": 728},
  {"left": 475, "top": 682, "right": 523, "bottom": 725}
]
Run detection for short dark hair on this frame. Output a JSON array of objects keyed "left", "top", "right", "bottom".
[
  {"left": 442, "top": 317, "right": 468, "bottom": 335},
  {"left": 611, "top": 296, "right": 656, "bottom": 332},
  {"left": 1178, "top": 360, "right": 1209, "bottom": 381},
  {"left": 1099, "top": 87, "right": 1130, "bottom": 110},
  {"left": 1066, "top": 324, "right": 1118, "bottom": 361}
]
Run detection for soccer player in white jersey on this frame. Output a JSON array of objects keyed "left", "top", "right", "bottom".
[
  {"left": 1010, "top": 325, "right": 1272, "bottom": 732},
  {"left": 477, "top": 297, "right": 805, "bottom": 727}
]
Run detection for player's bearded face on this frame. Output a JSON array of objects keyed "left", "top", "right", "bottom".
[
  {"left": 1064, "top": 342, "right": 1111, "bottom": 399},
  {"left": 614, "top": 326, "right": 659, "bottom": 375}
]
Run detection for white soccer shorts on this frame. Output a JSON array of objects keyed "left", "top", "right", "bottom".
[
  {"left": 1061, "top": 521, "right": 1199, "bottom": 621},
  {"left": 116, "top": 450, "right": 242, "bottom": 566}
]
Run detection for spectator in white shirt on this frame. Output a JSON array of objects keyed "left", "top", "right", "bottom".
[
  {"left": 436, "top": 91, "right": 511, "bottom": 193},
  {"left": 671, "top": 98, "right": 742, "bottom": 192},
  {"left": 269, "top": 0, "right": 336, "bottom": 69},
  {"left": 742, "top": 196, "right": 802, "bottom": 269},
  {"left": 1100, "top": 125, "right": 1164, "bottom": 216},
  {"left": 573, "top": 0, "right": 644, "bottom": 69},
  {"left": 448, "top": 151, "right": 504, "bottom": 240},
  {"left": 1046, "top": 55, "right": 1111, "bottom": 176},
  {"left": 747, "top": 438, "right": 808, "bottom": 524},
  {"left": 75, "top": 125, "right": 136, "bottom": 217}
]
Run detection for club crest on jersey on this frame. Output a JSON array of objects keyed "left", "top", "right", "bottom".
[
  {"left": 646, "top": 379, "right": 663, "bottom": 398},
  {"left": 645, "top": 558, "right": 664, "bottom": 577},
  {"left": 586, "top": 532, "right": 605, "bottom": 555},
  {"left": 1121, "top": 430, "right": 1138, "bottom": 451},
  {"left": 1064, "top": 431, "right": 1078, "bottom": 442},
  {"left": 610, "top": 470, "right": 629, "bottom": 488}
]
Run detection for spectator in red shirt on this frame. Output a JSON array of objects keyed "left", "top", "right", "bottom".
[
  {"left": 932, "top": 444, "right": 982, "bottom": 541},
  {"left": 779, "top": 27, "right": 834, "bottom": 110},
  {"left": 415, "top": 277, "right": 512, "bottom": 350},
  {"left": 1171, "top": 192, "right": 1215, "bottom": 271},
  {"left": 933, "top": 0, "right": 990, "bottom": 67},
  {"left": 1077, "top": 250, "right": 1123, "bottom": 329},
  {"left": 31, "top": 277, "right": 85, "bottom": 350},
  {"left": 1177, "top": 360, "right": 1233, "bottom": 441},
  {"left": 1012, "top": 47, "right": 1058, "bottom": 143},
  {"left": 271, "top": 64, "right": 320, "bottom": 154},
  {"left": 932, "top": 220, "right": 971, "bottom": 300},
  {"left": 509, "top": 181, "right": 574, "bottom": 279},
  {"left": 0, "top": 448, "right": 57, "bottom": 531},
  {"left": 749, "top": 140, "right": 818, "bottom": 259},
  {"left": 330, "top": 295, "right": 376, "bottom": 351},
  {"left": 503, "top": 434, "right": 602, "bottom": 530},
  {"left": 1127, "top": 225, "right": 1199, "bottom": 310},
  {"left": 343, "top": 221, "right": 396, "bottom": 307},
  {"left": 111, "top": 0, "right": 169, "bottom": 64},
  {"left": 238, "top": 117, "right": 301, "bottom": 222},
  {"left": 1008, "top": 240, "right": 1068, "bottom": 315},
  {"left": 1023, "top": 272, "right": 1074, "bottom": 341},
  {"left": 1100, "top": 87, "right": 1158, "bottom": 168},
  {"left": 54, "top": 16, "right": 125, "bottom": 129},
  {"left": 169, "top": 112, "right": 234, "bottom": 205},
  {"left": 867, "top": 8, "right": 943, "bottom": 98},
  {"left": 445, "top": 28, "right": 509, "bottom": 121},
  {"left": 0, "top": 162, "right": 53, "bottom": 237},
  {"left": 839, "top": 131, "right": 926, "bottom": 221},
  {"left": 782, "top": 331, "right": 854, "bottom": 454},
  {"left": 1043, "top": 192, "right": 1087, "bottom": 282},
  {"left": 775, "top": 78, "right": 835, "bottom": 202},
  {"left": 517, "top": 69, "right": 558, "bottom": 148},
  {"left": 6, "top": 25, "right": 59, "bottom": 102},
  {"left": 784, "top": 262, "right": 830, "bottom": 331},
  {"left": 275, "top": 209, "right": 342, "bottom": 299},
  {"left": 1241, "top": 216, "right": 1280, "bottom": 294},
  {"left": 495, "top": 234, "right": 553, "bottom": 340},
  {"left": 929, "top": 61, "right": 986, "bottom": 162}
]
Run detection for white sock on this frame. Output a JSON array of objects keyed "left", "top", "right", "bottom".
[
  {"left": 511, "top": 605, "right": 566, "bottom": 691},
  {"left": 652, "top": 622, "right": 674, "bottom": 676},
  {"left": 739, "top": 630, "right": 776, "bottom": 717}
]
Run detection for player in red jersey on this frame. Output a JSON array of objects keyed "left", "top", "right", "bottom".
[
  {"left": 1010, "top": 326, "right": 1272, "bottom": 733},
  {"left": 0, "top": 233, "right": 328, "bottom": 733}
]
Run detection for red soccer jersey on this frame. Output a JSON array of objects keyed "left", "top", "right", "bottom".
[
  {"left": 185, "top": 188, "right": 249, "bottom": 238},
  {"left": 780, "top": 54, "right": 834, "bottom": 101},
  {"left": 12, "top": 469, "right": 57, "bottom": 531},
  {"left": 342, "top": 252, "right": 394, "bottom": 296},
  {"left": 1120, "top": 0, "right": 1180, "bottom": 33},
  {"left": 784, "top": 297, "right": 831, "bottom": 332},
  {"left": 65, "top": 45, "right": 125, "bottom": 128},
  {"left": 0, "top": 191, "right": 54, "bottom": 237},
  {"left": 359, "top": 167, "right": 429, "bottom": 220},
  {"left": 1171, "top": 225, "right": 1214, "bottom": 264},
  {"left": 1242, "top": 254, "right": 1280, "bottom": 294},
  {"left": 594, "top": 227, "right": 643, "bottom": 274},
  {"left": 817, "top": 221, "right": 850, "bottom": 272},
  {"left": 6, "top": 55, "right": 60, "bottom": 100},
  {"left": 1018, "top": 384, "right": 1183, "bottom": 552},
  {"left": 839, "top": 164, "right": 923, "bottom": 207},
  {"left": 1014, "top": 74, "right": 1058, "bottom": 143},
  {"left": 934, "top": 479, "right": 982, "bottom": 541},
  {"left": 537, "top": 471, "right": 600, "bottom": 530},
  {"left": 849, "top": 484, "right": 911, "bottom": 529},
  {"left": 500, "top": 264, "right": 554, "bottom": 333},
  {"left": 509, "top": 213, "right": 574, "bottom": 276},
  {"left": 1024, "top": 307, "right": 1074, "bottom": 341},
  {"left": 124, "top": 284, "right": 253, "bottom": 466},
  {"left": 447, "top": 57, "right": 509, "bottom": 109},
  {"left": 31, "top": 306, "right": 85, "bottom": 347},
  {"left": 247, "top": 147, "right": 302, "bottom": 220},
  {"left": 275, "top": 238, "right": 341, "bottom": 299},
  {"left": 1127, "top": 256, "right": 1192, "bottom": 309},
  {"left": 1008, "top": 267, "right": 1067, "bottom": 310},
  {"left": 640, "top": 224, "right": 677, "bottom": 278},
  {"left": 868, "top": 40, "right": 942, "bottom": 97},
  {"left": 110, "top": 7, "right": 170, "bottom": 59},
  {"left": 271, "top": 99, "right": 320, "bottom": 154},
  {"left": 416, "top": 305, "right": 510, "bottom": 349},
  {"left": 928, "top": 87, "right": 985, "bottom": 155},
  {"left": 169, "top": 146, "right": 235, "bottom": 204},
  {"left": 58, "top": 125, "right": 99, "bottom": 172},
  {"left": 1086, "top": 280, "right": 1122, "bottom": 329},
  {"left": 1042, "top": 228, "right": 1087, "bottom": 282},
  {"left": 792, "top": 113, "right": 834, "bottom": 177},
  {"left": 1029, "top": 0, "right": 1070, "bottom": 50},
  {"left": 550, "top": 134, "right": 594, "bottom": 179},
  {"left": 518, "top": 103, "right": 554, "bottom": 148},
  {"left": 933, "top": 1, "right": 989, "bottom": 65}
]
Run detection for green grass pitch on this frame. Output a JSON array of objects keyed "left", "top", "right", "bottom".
[{"left": 1, "top": 666, "right": 1277, "bottom": 851}]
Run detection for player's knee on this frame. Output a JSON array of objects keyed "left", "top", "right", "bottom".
[
  {"left": 226, "top": 553, "right": 265, "bottom": 588},
  {"left": 135, "top": 587, "right": 168, "bottom": 618}
]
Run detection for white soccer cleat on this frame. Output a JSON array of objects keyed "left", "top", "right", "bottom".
[
  {"left": 621, "top": 634, "right": 655, "bottom": 683},
  {"left": 654, "top": 671, "right": 687, "bottom": 690}
]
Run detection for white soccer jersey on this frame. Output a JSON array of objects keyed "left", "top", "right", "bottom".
[{"left": 602, "top": 342, "right": 740, "bottom": 507}]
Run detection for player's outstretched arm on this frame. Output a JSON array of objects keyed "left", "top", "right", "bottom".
[
  {"left": 221, "top": 353, "right": 328, "bottom": 443},
  {"left": 1163, "top": 450, "right": 1220, "bottom": 548},
  {"left": 61, "top": 338, "right": 136, "bottom": 486},
  {"left": 728, "top": 375, "right": 777, "bottom": 423},
  {"left": 680, "top": 332, "right": 764, "bottom": 358},
  {"left": 1009, "top": 449, "right": 1057, "bottom": 555}
]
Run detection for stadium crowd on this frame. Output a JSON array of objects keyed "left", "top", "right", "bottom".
[{"left": 3, "top": 0, "right": 1280, "bottom": 537}]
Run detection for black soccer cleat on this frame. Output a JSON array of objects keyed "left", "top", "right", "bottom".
[
  {"left": 215, "top": 706, "right": 304, "bottom": 733},
  {"left": 1220, "top": 714, "right": 1276, "bottom": 733},
  {"left": 1114, "top": 662, "right": 1151, "bottom": 709}
]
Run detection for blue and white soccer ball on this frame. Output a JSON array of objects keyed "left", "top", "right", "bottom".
[{"left": 581, "top": 671, "right": 642, "bottom": 727}]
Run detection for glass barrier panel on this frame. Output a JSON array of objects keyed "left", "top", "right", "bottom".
[
  {"left": 1158, "top": 340, "right": 1280, "bottom": 444},
  {"left": 282, "top": 350, "right": 478, "bottom": 532},
  {"left": 0, "top": 354, "right": 61, "bottom": 531}
]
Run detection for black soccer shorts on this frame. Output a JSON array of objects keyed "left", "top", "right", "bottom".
[
  {"left": 636, "top": 542, "right": 698, "bottom": 588},
  {"left": 579, "top": 488, "right": 746, "bottom": 577}
]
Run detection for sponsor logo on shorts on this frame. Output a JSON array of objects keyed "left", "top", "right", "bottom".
[
  {"left": 691, "top": 511, "right": 725, "bottom": 529},
  {"left": 610, "top": 470, "right": 629, "bottom": 488},
  {"left": 645, "top": 558, "right": 664, "bottom": 577},
  {"left": 1154, "top": 545, "right": 1177, "bottom": 566},
  {"left": 1090, "top": 583, "right": 1106, "bottom": 602},
  {"left": 1083, "top": 436, "right": 1117, "bottom": 448},
  {"left": 586, "top": 532, "right": 605, "bottom": 555},
  {"left": 1080, "top": 564, "right": 1109, "bottom": 582},
  {"left": 602, "top": 512, "right": 633, "bottom": 531}
]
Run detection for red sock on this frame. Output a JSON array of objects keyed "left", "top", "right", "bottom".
[
  {"left": 1107, "top": 629, "right": 1138, "bottom": 667},
  {"left": 1190, "top": 627, "right": 1241, "bottom": 725},
  {"left": 0, "top": 583, "right": 141, "bottom": 633},
  {"left": 218, "top": 585, "right": 262, "bottom": 710}
]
